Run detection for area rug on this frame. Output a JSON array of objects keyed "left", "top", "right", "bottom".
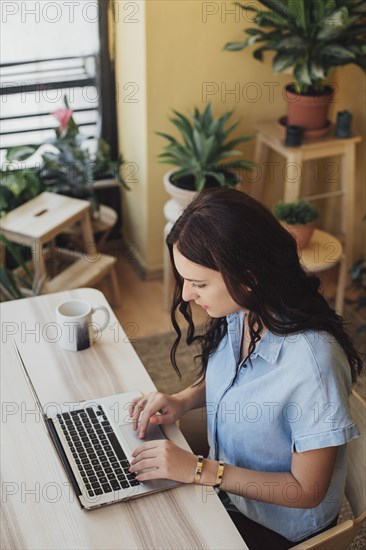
[
  {"left": 132, "top": 317, "right": 365, "bottom": 550},
  {"left": 132, "top": 331, "right": 202, "bottom": 395}
]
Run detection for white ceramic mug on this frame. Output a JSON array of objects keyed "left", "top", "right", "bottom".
[{"left": 56, "top": 300, "right": 110, "bottom": 351}]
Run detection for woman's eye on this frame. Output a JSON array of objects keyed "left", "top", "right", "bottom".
[{"left": 191, "top": 283, "right": 206, "bottom": 289}]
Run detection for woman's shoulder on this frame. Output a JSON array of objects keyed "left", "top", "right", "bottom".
[
  {"left": 278, "top": 328, "right": 345, "bottom": 365},
  {"left": 278, "top": 328, "right": 352, "bottom": 391}
]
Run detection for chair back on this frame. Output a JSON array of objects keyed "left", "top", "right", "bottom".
[
  {"left": 293, "top": 389, "right": 365, "bottom": 550},
  {"left": 346, "top": 390, "right": 366, "bottom": 519}
]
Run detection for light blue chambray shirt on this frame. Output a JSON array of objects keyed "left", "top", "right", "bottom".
[{"left": 206, "top": 310, "right": 360, "bottom": 542}]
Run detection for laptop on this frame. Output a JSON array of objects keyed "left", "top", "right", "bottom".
[{"left": 12, "top": 339, "right": 180, "bottom": 510}]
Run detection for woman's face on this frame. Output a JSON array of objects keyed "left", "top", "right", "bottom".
[{"left": 173, "top": 245, "right": 242, "bottom": 318}]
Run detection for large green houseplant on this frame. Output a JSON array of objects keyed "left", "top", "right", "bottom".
[
  {"left": 225, "top": 0, "right": 366, "bottom": 132},
  {"left": 157, "top": 103, "right": 255, "bottom": 207}
]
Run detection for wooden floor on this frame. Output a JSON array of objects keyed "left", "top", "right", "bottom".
[{"left": 97, "top": 243, "right": 341, "bottom": 339}]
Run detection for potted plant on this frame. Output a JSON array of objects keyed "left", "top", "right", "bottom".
[
  {"left": 0, "top": 234, "right": 45, "bottom": 301},
  {"left": 225, "top": 1, "right": 366, "bottom": 135},
  {"left": 273, "top": 200, "right": 319, "bottom": 249},
  {"left": 157, "top": 103, "right": 255, "bottom": 208},
  {"left": 5, "top": 96, "right": 129, "bottom": 216},
  {"left": 0, "top": 165, "right": 44, "bottom": 219}
]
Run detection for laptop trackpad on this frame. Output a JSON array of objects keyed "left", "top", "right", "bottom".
[
  {"left": 118, "top": 423, "right": 178, "bottom": 490},
  {"left": 118, "top": 422, "right": 167, "bottom": 457}
]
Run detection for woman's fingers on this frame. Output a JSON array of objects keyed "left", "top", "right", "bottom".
[
  {"left": 130, "top": 397, "right": 148, "bottom": 431},
  {"left": 130, "top": 440, "right": 197, "bottom": 483},
  {"left": 129, "top": 393, "right": 164, "bottom": 434},
  {"left": 129, "top": 392, "right": 178, "bottom": 438},
  {"left": 138, "top": 401, "right": 161, "bottom": 438}
]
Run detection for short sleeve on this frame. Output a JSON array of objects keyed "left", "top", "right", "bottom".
[{"left": 285, "top": 332, "right": 360, "bottom": 452}]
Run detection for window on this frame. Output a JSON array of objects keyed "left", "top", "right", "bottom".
[{"left": 0, "top": 1, "right": 117, "bottom": 161}]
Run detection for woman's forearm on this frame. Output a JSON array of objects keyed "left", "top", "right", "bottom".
[{"left": 200, "top": 459, "right": 332, "bottom": 509}]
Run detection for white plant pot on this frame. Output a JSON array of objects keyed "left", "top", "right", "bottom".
[{"left": 163, "top": 169, "right": 197, "bottom": 209}]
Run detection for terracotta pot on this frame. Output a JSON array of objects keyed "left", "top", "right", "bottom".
[
  {"left": 280, "top": 221, "right": 316, "bottom": 250},
  {"left": 284, "top": 85, "right": 334, "bottom": 131}
]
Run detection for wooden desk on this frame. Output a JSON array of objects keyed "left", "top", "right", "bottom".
[{"left": 0, "top": 288, "right": 246, "bottom": 550}]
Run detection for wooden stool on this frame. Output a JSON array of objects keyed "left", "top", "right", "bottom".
[
  {"left": 300, "top": 229, "right": 346, "bottom": 315},
  {"left": 62, "top": 204, "right": 118, "bottom": 252},
  {"left": 253, "top": 122, "right": 362, "bottom": 314},
  {"left": 0, "top": 192, "right": 120, "bottom": 306},
  {"left": 253, "top": 122, "right": 361, "bottom": 265}
]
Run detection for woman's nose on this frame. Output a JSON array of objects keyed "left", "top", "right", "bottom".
[{"left": 182, "top": 281, "right": 198, "bottom": 302}]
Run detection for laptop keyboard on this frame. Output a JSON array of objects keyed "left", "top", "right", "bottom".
[{"left": 57, "top": 405, "right": 140, "bottom": 497}]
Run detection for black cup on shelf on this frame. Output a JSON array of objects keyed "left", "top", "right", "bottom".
[
  {"left": 285, "top": 125, "right": 303, "bottom": 147},
  {"left": 335, "top": 110, "right": 352, "bottom": 138}
]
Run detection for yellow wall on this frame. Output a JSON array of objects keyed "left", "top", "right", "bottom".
[
  {"left": 115, "top": 0, "right": 366, "bottom": 272},
  {"left": 115, "top": 0, "right": 149, "bottom": 269},
  {"left": 333, "top": 65, "right": 366, "bottom": 259}
]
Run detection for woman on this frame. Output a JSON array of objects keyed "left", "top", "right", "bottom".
[{"left": 129, "top": 189, "right": 362, "bottom": 549}]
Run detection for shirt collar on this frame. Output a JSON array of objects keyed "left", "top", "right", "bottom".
[{"left": 227, "top": 310, "right": 284, "bottom": 366}]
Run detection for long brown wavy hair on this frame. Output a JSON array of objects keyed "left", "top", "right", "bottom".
[{"left": 166, "top": 188, "right": 363, "bottom": 383}]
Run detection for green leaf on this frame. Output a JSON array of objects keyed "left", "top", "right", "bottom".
[
  {"left": 294, "top": 63, "right": 313, "bottom": 87},
  {"left": 225, "top": 134, "right": 254, "bottom": 146},
  {"left": 321, "top": 44, "right": 356, "bottom": 60},
  {"left": 205, "top": 171, "right": 226, "bottom": 186},
  {"left": 235, "top": 3, "right": 259, "bottom": 15},
  {"left": 253, "top": 46, "right": 270, "bottom": 60},
  {"left": 287, "top": 0, "right": 307, "bottom": 30},
  {"left": 312, "top": 0, "right": 326, "bottom": 22},
  {"left": 257, "top": 0, "right": 289, "bottom": 19},
  {"left": 277, "top": 36, "right": 306, "bottom": 50},
  {"left": 255, "top": 11, "right": 289, "bottom": 28},
  {"left": 324, "top": 0, "right": 336, "bottom": 13},
  {"left": 0, "top": 235, "right": 33, "bottom": 285},
  {"left": 0, "top": 266, "right": 22, "bottom": 300},
  {"left": 170, "top": 168, "right": 195, "bottom": 182},
  {"left": 310, "top": 62, "right": 326, "bottom": 80},
  {"left": 245, "top": 28, "right": 264, "bottom": 36},
  {"left": 323, "top": 7, "right": 348, "bottom": 28},
  {"left": 272, "top": 51, "right": 298, "bottom": 72},
  {"left": 156, "top": 131, "right": 177, "bottom": 144},
  {"left": 1, "top": 173, "right": 27, "bottom": 197},
  {"left": 194, "top": 173, "right": 205, "bottom": 192},
  {"left": 6, "top": 145, "right": 38, "bottom": 162},
  {"left": 202, "top": 103, "right": 213, "bottom": 128},
  {"left": 224, "top": 41, "right": 249, "bottom": 51},
  {"left": 220, "top": 160, "right": 256, "bottom": 171}
]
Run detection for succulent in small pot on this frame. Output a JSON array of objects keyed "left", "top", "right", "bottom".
[
  {"left": 273, "top": 201, "right": 320, "bottom": 250},
  {"left": 157, "top": 103, "right": 255, "bottom": 207}
]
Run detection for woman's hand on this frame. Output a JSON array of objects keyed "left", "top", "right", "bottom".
[
  {"left": 129, "top": 439, "right": 197, "bottom": 483},
  {"left": 129, "top": 391, "right": 188, "bottom": 438}
]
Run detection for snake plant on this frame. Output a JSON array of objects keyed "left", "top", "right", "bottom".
[
  {"left": 225, "top": 0, "right": 366, "bottom": 94},
  {"left": 157, "top": 103, "right": 255, "bottom": 191}
]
